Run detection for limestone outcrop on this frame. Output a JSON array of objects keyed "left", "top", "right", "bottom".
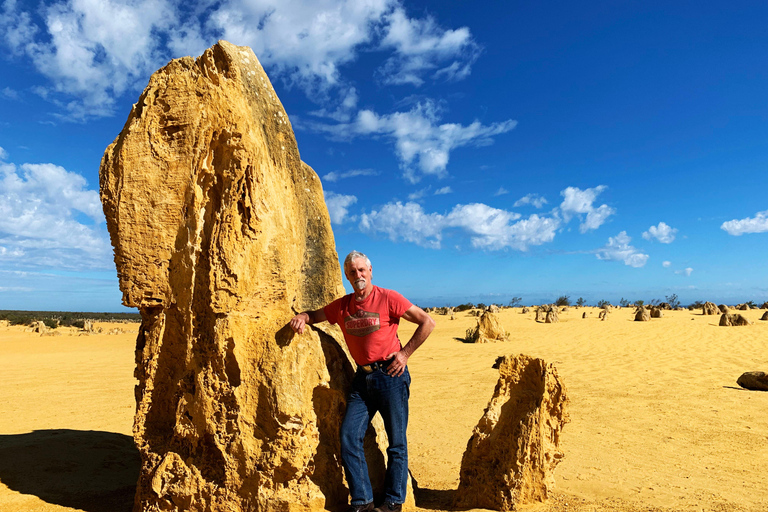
[
  {"left": 719, "top": 313, "right": 751, "bottom": 326},
  {"left": 465, "top": 311, "right": 508, "bottom": 343},
  {"left": 456, "top": 354, "right": 569, "bottom": 511},
  {"left": 760, "top": 311, "right": 768, "bottom": 321},
  {"left": 634, "top": 306, "right": 650, "bottom": 322},
  {"left": 100, "top": 41, "right": 403, "bottom": 512},
  {"left": 702, "top": 302, "right": 719, "bottom": 315}
]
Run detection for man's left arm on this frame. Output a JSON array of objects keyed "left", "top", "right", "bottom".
[{"left": 385, "top": 305, "right": 435, "bottom": 377}]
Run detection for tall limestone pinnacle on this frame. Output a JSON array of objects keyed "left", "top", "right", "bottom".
[{"left": 100, "top": 40, "right": 369, "bottom": 511}]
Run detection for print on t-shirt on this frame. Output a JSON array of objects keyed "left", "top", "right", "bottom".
[{"left": 344, "top": 310, "right": 381, "bottom": 337}]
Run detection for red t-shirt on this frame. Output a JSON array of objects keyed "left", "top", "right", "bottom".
[{"left": 323, "top": 285, "right": 413, "bottom": 365}]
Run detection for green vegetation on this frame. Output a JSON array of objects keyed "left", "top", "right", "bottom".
[
  {"left": 555, "top": 295, "right": 570, "bottom": 307},
  {"left": 576, "top": 297, "right": 586, "bottom": 307},
  {"left": 0, "top": 310, "right": 141, "bottom": 329},
  {"left": 597, "top": 299, "right": 611, "bottom": 308},
  {"left": 508, "top": 296, "right": 522, "bottom": 307},
  {"left": 665, "top": 294, "right": 680, "bottom": 309}
]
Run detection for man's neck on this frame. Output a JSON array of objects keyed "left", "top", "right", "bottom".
[{"left": 354, "top": 285, "right": 374, "bottom": 301}]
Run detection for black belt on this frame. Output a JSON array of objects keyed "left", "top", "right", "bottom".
[{"left": 360, "top": 358, "right": 393, "bottom": 373}]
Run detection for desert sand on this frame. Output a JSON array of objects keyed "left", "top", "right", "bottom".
[{"left": 0, "top": 308, "right": 766, "bottom": 512}]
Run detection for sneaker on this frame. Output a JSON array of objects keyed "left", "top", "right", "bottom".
[
  {"left": 347, "top": 503, "right": 374, "bottom": 512},
  {"left": 373, "top": 503, "right": 402, "bottom": 512}
]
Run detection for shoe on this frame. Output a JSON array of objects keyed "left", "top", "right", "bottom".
[
  {"left": 347, "top": 503, "right": 374, "bottom": 512},
  {"left": 373, "top": 503, "right": 402, "bottom": 512}
]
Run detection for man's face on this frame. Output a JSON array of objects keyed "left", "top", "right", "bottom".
[{"left": 345, "top": 258, "right": 372, "bottom": 292}]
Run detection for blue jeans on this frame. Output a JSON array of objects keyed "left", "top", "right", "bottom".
[{"left": 340, "top": 365, "right": 411, "bottom": 506}]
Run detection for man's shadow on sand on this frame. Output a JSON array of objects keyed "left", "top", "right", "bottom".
[{"left": 0, "top": 429, "right": 139, "bottom": 512}]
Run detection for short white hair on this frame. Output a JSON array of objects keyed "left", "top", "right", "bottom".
[{"left": 344, "top": 250, "right": 371, "bottom": 270}]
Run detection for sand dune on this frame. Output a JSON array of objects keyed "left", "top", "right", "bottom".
[{"left": 1, "top": 309, "right": 766, "bottom": 511}]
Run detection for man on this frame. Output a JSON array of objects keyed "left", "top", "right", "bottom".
[{"left": 290, "top": 250, "right": 435, "bottom": 512}]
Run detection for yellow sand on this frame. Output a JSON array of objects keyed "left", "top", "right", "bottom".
[{"left": 1, "top": 309, "right": 766, "bottom": 512}]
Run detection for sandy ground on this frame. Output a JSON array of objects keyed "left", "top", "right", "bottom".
[{"left": 1, "top": 308, "right": 766, "bottom": 512}]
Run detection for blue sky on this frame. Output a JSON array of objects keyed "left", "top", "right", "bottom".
[{"left": 1, "top": 0, "right": 767, "bottom": 311}]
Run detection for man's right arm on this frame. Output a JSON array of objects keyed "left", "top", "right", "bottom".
[{"left": 289, "top": 308, "right": 328, "bottom": 335}]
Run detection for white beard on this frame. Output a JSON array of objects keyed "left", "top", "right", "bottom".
[{"left": 353, "top": 279, "right": 367, "bottom": 291}]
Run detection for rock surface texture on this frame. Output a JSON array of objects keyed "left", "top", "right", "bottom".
[
  {"left": 456, "top": 355, "right": 569, "bottom": 511},
  {"left": 100, "top": 41, "right": 399, "bottom": 512}
]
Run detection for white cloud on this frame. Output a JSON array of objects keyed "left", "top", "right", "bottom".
[
  {"left": 324, "top": 190, "right": 357, "bottom": 224},
  {"left": 560, "top": 185, "right": 615, "bottom": 233},
  {"left": 377, "top": 7, "right": 480, "bottom": 86},
  {"left": 595, "top": 231, "right": 649, "bottom": 268},
  {"left": 662, "top": 260, "right": 671, "bottom": 268},
  {"left": 434, "top": 186, "right": 451, "bottom": 195},
  {"left": 1, "top": 0, "right": 177, "bottom": 118},
  {"left": 359, "top": 201, "right": 559, "bottom": 251},
  {"left": 1, "top": 87, "right": 20, "bottom": 100},
  {"left": 407, "top": 188, "right": 428, "bottom": 201},
  {"left": 721, "top": 210, "right": 768, "bottom": 236},
  {"left": 1, "top": 0, "right": 481, "bottom": 119},
  {"left": 0, "top": 146, "right": 7, "bottom": 160},
  {"left": 494, "top": 187, "right": 508, "bottom": 196},
  {"left": 322, "top": 168, "right": 377, "bottom": 182},
  {"left": 642, "top": 221, "right": 677, "bottom": 243},
  {"left": 513, "top": 193, "right": 548, "bottom": 208},
  {"left": 0, "top": 157, "right": 111, "bottom": 269},
  {"left": 675, "top": 267, "right": 693, "bottom": 277},
  {"left": 308, "top": 100, "right": 516, "bottom": 182}
]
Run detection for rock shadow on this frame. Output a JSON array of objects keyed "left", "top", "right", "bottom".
[{"left": 0, "top": 429, "right": 139, "bottom": 512}]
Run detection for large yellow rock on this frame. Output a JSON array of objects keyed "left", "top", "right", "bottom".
[
  {"left": 456, "top": 354, "right": 569, "bottom": 511},
  {"left": 100, "top": 40, "right": 395, "bottom": 512}
]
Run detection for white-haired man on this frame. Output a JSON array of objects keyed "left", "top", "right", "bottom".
[{"left": 290, "top": 250, "right": 435, "bottom": 512}]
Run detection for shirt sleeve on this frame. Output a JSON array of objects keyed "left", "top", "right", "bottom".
[
  {"left": 387, "top": 289, "right": 413, "bottom": 319},
  {"left": 323, "top": 297, "right": 343, "bottom": 325}
]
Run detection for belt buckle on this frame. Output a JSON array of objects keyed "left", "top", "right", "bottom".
[{"left": 361, "top": 364, "right": 374, "bottom": 373}]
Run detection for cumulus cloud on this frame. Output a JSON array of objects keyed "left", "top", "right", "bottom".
[
  {"left": 308, "top": 100, "right": 516, "bottom": 182},
  {"left": 721, "top": 210, "right": 768, "bottom": 236},
  {"left": 322, "top": 168, "right": 377, "bottom": 182},
  {"left": 513, "top": 193, "right": 548, "bottom": 208},
  {"left": 0, "top": 155, "right": 111, "bottom": 269},
  {"left": 1, "top": 0, "right": 480, "bottom": 119},
  {"left": 377, "top": 7, "right": 480, "bottom": 86},
  {"left": 662, "top": 260, "right": 671, "bottom": 268},
  {"left": 595, "top": 231, "right": 649, "bottom": 268},
  {"left": 642, "top": 221, "right": 677, "bottom": 243},
  {"left": 359, "top": 201, "right": 559, "bottom": 251},
  {"left": 0, "top": 0, "right": 177, "bottom": 118},
  {"left": 560, "top": 185, "right": 615, "bottom": 233},
  {"left": 324, "top": 190, "right": 357, "bottom": 224},
  {"left": 675, "top": 267, "right": 693, "bottom": 277}
]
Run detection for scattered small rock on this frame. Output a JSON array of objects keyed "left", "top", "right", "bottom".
[{"left": 737, "top": 372, "right": 768, "bottom": 391}]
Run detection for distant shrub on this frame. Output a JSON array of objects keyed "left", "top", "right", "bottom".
[
  {"left": 619, "top": 298, "right": 630, "bottom": 307},
  {"left": 576, "top": 297, "right": 586, "bottom": 307},
  {"left": 688, "top": 300, "right": 704, "bottom": 310},
  {"left": 597, "top": 299, "right": 611, "bottom": 308},
  {"left": 665, "top": 294, "right": 680, "bottom": 309},
  {"left": 508, "top": 296, "right": 522, "bottom": 307},
  {"left": 555, "top": 295, "right": 570, "bottom": 307},
  {"left": 454, "top": 303, "right": 474, "bottom": 312},
  {"left": 42, "top": 318, "right": 59, "bottom": 329}
]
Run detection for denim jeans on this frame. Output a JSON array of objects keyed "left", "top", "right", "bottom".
[{"left": 340, "top": 365, "right": 411, "bottom": 506}]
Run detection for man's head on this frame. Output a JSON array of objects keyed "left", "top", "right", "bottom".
[{"left": 344, "top": 250, "right": 372, "bottom": 293}]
